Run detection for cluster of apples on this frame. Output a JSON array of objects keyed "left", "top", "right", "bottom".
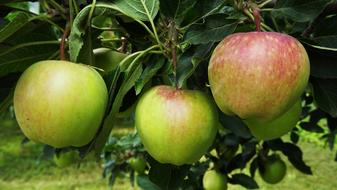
[
  {"left": 136, "top": 31, "right": 309, "bottom": 166},
  {"left": 13, "top": 31, "right": 309, "bottom": 184}
]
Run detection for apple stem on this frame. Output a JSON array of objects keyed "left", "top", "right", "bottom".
[
  {"left": 169, "top": 21, "right": 179, "bottom": 89},
  {"left": 60, "top": 23, "right": 70, "bottom": 60},
  {"left": 252, "top": 5, "right": 261, "bottom": 32}
]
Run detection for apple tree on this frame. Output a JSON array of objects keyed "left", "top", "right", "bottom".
[{"left": 1, "top": 0, "right": 337, "bottom": 189}]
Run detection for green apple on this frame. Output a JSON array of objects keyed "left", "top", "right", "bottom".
[
  {"left": 244, "top": 100, "right": 301, "bottom": 140},
  {"left": 93, "top": 48, "right": 127, "bottom": 74},
  {"left": 259, "top": 154, "right": 287, "bottom": 184},
  {"left": 203, "top": 170, "right": 227, "bottom": 190},
  {"left": 208, "top": 32, "right": 309, "bottom": 122},
  {"left": 14, "top": 60, "right": 108, "bottom": 148},
  {"left": 129, "top": 157, "right": 147, "bottom": 174},
  {"left": 135, "top": 85, "right": 218, "bottom": 166},
  {"left": 54, "top": 150, "right": 78, "bottom": 168}
]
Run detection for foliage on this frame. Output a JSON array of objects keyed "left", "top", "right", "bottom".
[{"left": 1, "top": 0, "right": 337, "bottom": 189}]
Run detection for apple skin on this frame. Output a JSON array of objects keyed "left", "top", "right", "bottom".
[
  {"left": 129, "top": 157, "right": 147, "bottom": 174},
  {"left": 53, "top": 150, "right": 78, "bottom": 168},
  {"left": 259, "top": 155, "right": 287, "bottom": 184},
  {"left": 203, "top": 170, "right": 227, "bottom": 190},
  {"left": 244, "top": 100, "right": 301, "bottom": 140},
  {"left": 208, "top": 32, "right": 309, "bottom": 122},
  {"left": 135, "top": 85, "right": 218, "bottom": 166},
  {"left": 14, "top": 60, "right": 108, "bottom": 148}
]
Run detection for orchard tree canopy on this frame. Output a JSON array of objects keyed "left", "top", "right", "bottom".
[{"left": 1, "top": 0, "right": 337, "bottom": 189}]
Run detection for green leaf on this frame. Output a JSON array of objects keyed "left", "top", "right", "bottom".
[
  {"left": 229, "top": 173, "right": 259, "bottom": 189},
  {"left": 183, "top": 14, "right": 238, "bottom": 45},
  {"left": 69, "top": 3, "right": 118, "bottom": 63},
  {"left": 137, "top": 175, "right": 161, "bottom": 190},
  {"left": 272, "top": 0, "right": 331, "bottom": 22},
  {"left": 0, "top": 23, "right": 59, "bottom": 77},
  {"left": 148, "top": 160, "right": 172, "bottom": 189},
  {"left": 94, "top": 55, "right": 144, "bottom": 152},
  {"left": 69, "top": 2, "right": 156, "bottom": 63},
  {"left": 304, "top": 44, "right": 337, "bottom": 78},
  {"left": 179, "top": 0, "right": 226, "bottom": 28},
  {"left": 219, "top": 113, "right": 252, "bottom": 139},
  {"left": 281, "top": 143, "right": 313, "bottom": 175},
  {"left": 135, "top": 56, "right": 165, "bottom": 95},
  {"left": 313, "top": 35, "right": 337, "bottom": 49},
  {"left": 114, "top": 0, "right": 160, "bottom": 21},
  {"left": 311, "top": 77, "right": 337, "bottom": 117},
  {"left": 159, "top": 0, "right": 197, "bottom": 24},
  {"left": 0, "top": 11, "right": 31, "bottom": 43},
  {"left": 177, "top": 43, "right": 214, "bottom": 88}
]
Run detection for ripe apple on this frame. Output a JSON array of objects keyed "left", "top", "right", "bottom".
[
  {"left": 244, "top": 100, "right": 301, "bottom": 140},
  {"left": 259, "top": 154, "right": 287, "bottom": 184},
  {"left": 135, "top": 85, "right": 218, "bottom": 166},
  {"left": 14, "top": 60, "right": 108, "bottom": 148},
  {"left": 208, "top": 32, "right": 309, "bottom": 122},
  {"left": 129, "top": 157, "right": 147, "bottom": 174},
  {"left": 203, "top": 170, "right": 227, "bottom": 190},
  {"left": 53, "top": 150, "right": 78, "bottom": 168}
]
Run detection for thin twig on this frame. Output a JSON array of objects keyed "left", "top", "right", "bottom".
[
  {"left": 169, "top": 21, "right": 178, "bottom": 89},
  {"left": 60, "top": 23, "right": 71, "bottom": 60}
]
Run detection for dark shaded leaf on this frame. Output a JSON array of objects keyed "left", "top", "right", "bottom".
[
  {"left": 219, "top": 112, "right": 252, "bottom": 139},
  {"left": 162, "top": 0, "right": 197, "bottom": 25},
  {"left": 135, "top": 56, "right": 165, "bottom": 95},
  {"left": 304, "top": 44, "right": 337, "bottom": 78},
  {"left": 183, "top": 14, "right": 238, "bottom": 44},
  {"left": 310, "top": 77, "right": 337, "bottom": 117},
  {"left": 148, "top": 158, "right": 172, "bottom": 189},
  {"left": 137, "top": 175, "right": 161, "bottom": 190},
  {"left": 177, "top": 43, "right": 214, "bottom": 88},
  {"left": 281, "top": 143, "right": 312, "bottom": 175},
  {"left": 229, "top": 173, "right": 259, "bottom": 189},
  {"left": 249, "top": 157, "right": 258, "bottom": 178},
  {"left": 227, "top": 154, "right": 246, "bottom": 173},
  {"left": 290, "top": 132, "right": 299, "bottom": 143},
  {"left": 272, "top": 0, "right": 330, "bottom": 22},
  {"left": 0, "top": 11, "right": 31, "bottom": 43},
  {"left": 299, "top": 122, "right": 324, "bottom": 133}
]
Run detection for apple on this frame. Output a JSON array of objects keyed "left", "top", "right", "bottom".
[
  {"left": 93, "top": 48, "right": 127, "bottom": 74},
  {"left": 244, "top": 100, "right": 302, "bottom": 140},
  {"left": 129, "top": 157, "right": 147, "bottom": 174},
  {"left": 135, "top": 85, "right": 218, "bottom": 166},
  {"left": 208, "top": 32, "right": 309, "bottom": 122},
  {"left": 14, "top": 60, "right": 108, "bottom": 148},
  {"left": 53, "top": 150, "right": 78, "bottom": 168},
  {"left": 259, "top": 154, "right": 287, "bottom": 184},
  {"left": 203, "top": 170, "right": 227, "bottom": 190}
]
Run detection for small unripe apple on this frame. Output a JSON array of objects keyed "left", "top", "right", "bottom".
[
  {"left": 14, "top": 60, "right": 108, "bottom": 148},
  {"left": 208, "top": 32, "right": 309, "bottom": 122},
  {"left": 53, "top": 150, "right": 78, "bottom": 168},
  {"left": 259, "top": 154, "right": 287, "bottom": 184},
  {"left": 244, "top": 100, "right": 302, "bottom": 140},
  {"left": 203, "top": 170, "right": 227, "bottom": 190},
  {"left": 129, "top": 157, "right": 147, "bottom": 174},
  {"left": 135, "top": 85, "right": 218, "bottom": 166},
  {"left": 93, "top": 48, "right": 126, "bottom": 74}
]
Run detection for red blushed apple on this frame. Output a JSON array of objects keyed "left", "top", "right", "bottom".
[{"left": 208, "top": 32, "right": 309, "bottom": 122}]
